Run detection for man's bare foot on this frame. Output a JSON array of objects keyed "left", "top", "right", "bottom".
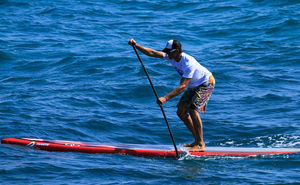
[
  {"left": 184, "top": 142, "right": 196, "bottom": 147},
  {"left": 187, "top": 145, "right": 205, "bottom": 152}
]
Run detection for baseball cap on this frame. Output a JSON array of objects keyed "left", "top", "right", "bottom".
[{"left": 162, "top": 40, "right": 182, "bottom": 53}]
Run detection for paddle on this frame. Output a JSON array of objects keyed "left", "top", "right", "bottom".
[{"left": 131, "top": 44, "right": 179, "bottom": 159}]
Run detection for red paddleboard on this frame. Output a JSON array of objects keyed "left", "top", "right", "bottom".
[{"left": 2, "top": 138, "right": 300, "bottom": 158}]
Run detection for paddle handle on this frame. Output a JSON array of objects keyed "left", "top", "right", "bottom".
[{"left": 131, "top": 44, "right": 179, "bottom": 159}]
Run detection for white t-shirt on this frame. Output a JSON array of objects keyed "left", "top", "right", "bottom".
[{"left": 163, "top": 52, "right": 212, "bottom": 88}]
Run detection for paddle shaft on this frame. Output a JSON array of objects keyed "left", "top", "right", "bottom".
[{"left": 132, "top": 44, "right": 179, "bottom": 159}]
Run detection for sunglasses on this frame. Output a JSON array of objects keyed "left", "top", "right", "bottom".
[{"left": 167, "top": 49, "right": 177, "bottom": 54}]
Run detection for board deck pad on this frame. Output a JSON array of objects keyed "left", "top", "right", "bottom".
[{"left": 2, "top": 138, "right": 300, "bottom": 158}]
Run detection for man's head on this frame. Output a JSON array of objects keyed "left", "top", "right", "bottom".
[
  {"left": 162, "top": 40, "right": 182, "bottom": 54},
  {"left": 162, "top": 40, "right": 182, "bottom": 60}
]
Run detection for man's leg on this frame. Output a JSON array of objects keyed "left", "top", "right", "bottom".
[
  {"left": 177, "top": 106, "right": 197, "bottom": 146},
  {"left": 187, "top": 108, "right": 205, "bottom": 152}
]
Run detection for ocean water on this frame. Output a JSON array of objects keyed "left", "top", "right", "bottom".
[{"left": 0, "top": 0, "right": 299, "bottom": 184}]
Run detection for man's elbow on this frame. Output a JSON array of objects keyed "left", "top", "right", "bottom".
[
  {"left": 180, "top": 84, "right": 187, "bottom": 92},
  {"left": 148, "top": 50, "right": 157, "bottom": 57}
]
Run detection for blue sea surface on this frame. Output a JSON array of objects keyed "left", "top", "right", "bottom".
[{"left": 1, "top": 0, "right": 299, "bottom": 184}]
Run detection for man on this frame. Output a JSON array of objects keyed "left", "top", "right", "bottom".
[{"left": 128, "top": 39, "right": 215, "bottom": 152}]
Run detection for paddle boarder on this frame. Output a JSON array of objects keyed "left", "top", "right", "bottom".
[{"left": 128, "top": 39, "right": 215, "bottom": 152}]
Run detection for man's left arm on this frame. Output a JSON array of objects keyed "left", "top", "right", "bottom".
[{"left": 157, "top": 78, "right": 191, "bottom": 105}]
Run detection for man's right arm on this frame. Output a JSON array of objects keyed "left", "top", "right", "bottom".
[{"left": 128, "top": 39, "right": 165, "bottom": 59}]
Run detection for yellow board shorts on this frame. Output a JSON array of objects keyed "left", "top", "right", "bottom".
[{"left": 177, "top": 75, "right": 215, "bottom": 113}]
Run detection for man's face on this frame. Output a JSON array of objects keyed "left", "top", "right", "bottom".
[{"left": 168, "top": 49, "right": 179, "bottom": 60}]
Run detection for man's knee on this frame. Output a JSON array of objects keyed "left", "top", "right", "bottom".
[{"left": 177, "top": 108, "right": 188, "bottom": 120}]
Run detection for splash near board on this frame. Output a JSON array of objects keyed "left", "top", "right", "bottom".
[{"left": 2, "top": 138, "right": 300, "bottom": 158}]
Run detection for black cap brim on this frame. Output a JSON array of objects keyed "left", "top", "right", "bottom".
[{"left": 162, "top": 48, "right": 171, "bottom": 53}]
